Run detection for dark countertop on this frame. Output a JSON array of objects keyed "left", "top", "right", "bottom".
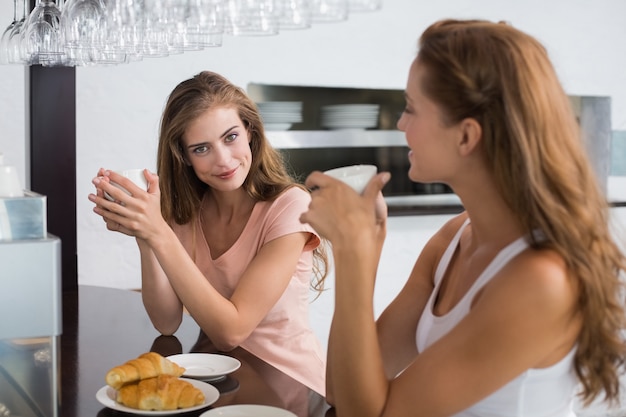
[{"left": 52, "top": 286, "right": 333, "bottom": 417}]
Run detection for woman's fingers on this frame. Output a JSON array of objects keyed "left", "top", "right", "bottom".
[
  {"left": 364, "top": 173, "right": 390, "bottom": 223},
  {"left": 362, "top": 172, "right": 391, "bottom": 201},
  {"left": 145, "top": 170, "right": 160, "bottom": 194}
]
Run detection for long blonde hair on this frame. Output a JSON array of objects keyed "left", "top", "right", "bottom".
[
  {"left": 156, "top": 71, "right": 328, "bottom": 292},
  {"left": 417, "top": 19, "right": 626, "bottom": 405}
]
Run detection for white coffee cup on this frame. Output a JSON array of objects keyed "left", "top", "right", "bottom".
[
  {"left": 0, "top": 164, "right": 24, "bottom": 198},
  {"left": 324, "top": 164, "right": 377, "bottom": 194},
  {"left": 104, "top": 169, "right": 148, "bottom": 201}
]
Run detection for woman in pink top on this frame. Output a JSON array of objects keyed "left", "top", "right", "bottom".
[
  {"left": 89, "top": 71, "right": 329, "bottom": 395},
  {"left": 301, "top": 19, "right": 626, "bottom": 417}
]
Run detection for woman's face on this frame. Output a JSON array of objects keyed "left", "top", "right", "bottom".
[
  {"left": 181, "top": 106, "right": 252, "bottom": 193},
  {"left": 397, "top": 59, "right": 460, "bottom": 184}
]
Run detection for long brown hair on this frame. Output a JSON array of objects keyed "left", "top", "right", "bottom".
[
  {"left": 156, "top": 71, "right": 328, "bottom": 291},
  {"left": 417, "top": 19, "right": 626, "bottom": 405}
]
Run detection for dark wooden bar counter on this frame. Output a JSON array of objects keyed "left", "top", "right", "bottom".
[{"left": 60, "top": 285, "right": 334, "bottom": 417}]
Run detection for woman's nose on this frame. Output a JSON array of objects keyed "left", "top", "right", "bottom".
[
  {"left": 212, "top": 145, "right": 231, "bottom": 165},
  {"left": 396, "top": 113, "right": 406, "bottom": 131}
]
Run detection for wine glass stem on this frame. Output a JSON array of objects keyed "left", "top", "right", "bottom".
[{"left": 15, "top": 0, "right": 26, "bottom": 22}]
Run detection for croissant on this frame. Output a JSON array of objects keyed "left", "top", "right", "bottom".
[
  {"left": 105, "top": 352, "right": 185, "bottom": 390},
  {"left": 116, "top": 374, "right": 205, "bottom": 411}
]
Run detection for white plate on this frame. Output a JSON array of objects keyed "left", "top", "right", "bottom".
[
  {"left": 167, "top": 353, "right": 241, "bottom": 380},
  {"left": 264, "top": 123, "right": 293, "bottom": 131},
  {"left": 95, "top": 378, "right": 219, "bottom": 415},
  {"left": 256, "top": 102, "right": 303, "bottom": 111},
  {"left": 200, "top": 404, "right": 298, "bottom": 417}
]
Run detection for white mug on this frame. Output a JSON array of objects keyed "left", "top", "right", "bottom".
[
  {"left": 104, "top": 169, "right": 148, "bottom": 201},
  {"left": 0, "top": 165, "right": 24, "bottom": 198},
  {"left": 324, "top": 164, "right": 377, "bottom": 194}
]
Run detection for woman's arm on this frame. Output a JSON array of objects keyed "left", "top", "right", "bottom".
[
  {"left": 301, "top": 172, "right": 391, "bottom": 414},
  {"left": 326, "top": 210, "right": 461, "bottom": 405},
  {"left": 137, "top": 238, "right": 184, "bottom": 335},
  {"left": 90, "top": 169, "right": 187, "bottom": 334},
  {"left": 328, "top": 238, "right": 580, "bottom": 417},
  {"left": 91, "top": 170, "right": 314, "bottom": 351},
  {"left": 301, "top": 172, "right": 580, "bottom": 417},
  {"left": 376, "top": 214, "right": 466, "bottom": 378},
  {"left": 149, "top": 228, "right": 310, "bottom": 351}
]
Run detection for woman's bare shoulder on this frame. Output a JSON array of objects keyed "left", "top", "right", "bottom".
[
  {"left": 474, "top": 246, "right": 578, "bottom": 336},
  {"left": 501, "top": 247, "right": 574, "bottom": 303}
]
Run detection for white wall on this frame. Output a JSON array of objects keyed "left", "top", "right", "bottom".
[{"left": 0, "top": 0, "right": 625, "bottom": 290}]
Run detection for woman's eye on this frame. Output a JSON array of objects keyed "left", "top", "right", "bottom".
[
  {"left": 193, "top": 145, "right": 208, "bottom": 154},
  {"left": 225, "top": 133, "right": 237, "bottom": 143}
]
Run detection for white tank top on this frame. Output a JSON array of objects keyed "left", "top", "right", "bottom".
[{"left": 416, "top": 219, "right": 578, "bottom": 417}]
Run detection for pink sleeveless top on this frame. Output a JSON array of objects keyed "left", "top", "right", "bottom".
[
  {"left": 416, "top": 219, "right": 578, "bottom": 417},
  {"left": 171, "top": 187, "right": 325, "bottom": 395}
]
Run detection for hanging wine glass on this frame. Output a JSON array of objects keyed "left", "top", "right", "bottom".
[
  {"left": 107, "top": 0, "right": 145, "bottom": 62},
  {"left": 141, "top": 0, "right": 171, "bottom": 57},
  {"left": 176, "top": 0, "right": 223, "bottom": 50},
  {"left": 21, "top": 0, "right": 67, "bottom": 66},
  {"left": 0, "top": 0, "right": 383, "bottom": 67},
  {"left": 160, "top": 0, "right": 198, "bottom": 54},
  {"left": 62, "top": 0, "right": 106, "bottom": 66},
  {"left": 0, "top": 1, "right": 21, "bottom": 64},
  {"left": 63, "top": 0, "right": 130, "bottom": 66},
  {"left": 276, "top": 0, "right": 311, "bottom": 30},
  {"left": 186, "top": 0, "right": 224, "bottom": 48},
  {"left": 348, "top": 0, "right": 381, "bottom": 12},
  {"left": 0, "top": 0, "right": 27, "bottom": 64},
  {"left": 224, "top": 0, "right": 279, "bottom": 36},
  {"left": 310, "top": 0, "right": 348, "bottom": 22}
]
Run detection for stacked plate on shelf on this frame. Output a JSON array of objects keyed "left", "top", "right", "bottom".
[
  {"left": 256, "top": 101, "right": 303, "bottom": 131},
  {"left": 320, "top": 103, "right": 380, "bottom": 130}
]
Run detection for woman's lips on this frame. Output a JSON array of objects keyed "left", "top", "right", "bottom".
[{"left": 216, "top": 167, "right": 237, "bottom": 179}]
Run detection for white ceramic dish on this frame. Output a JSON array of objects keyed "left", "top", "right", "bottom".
[
  {"left": 256, "top": 101, "right": 302, "bottom": 109},
  {"left": 264, "top": 123, "right": 293, "bottom": 131},
  {"left": 200, "top": 404, "right": 298, "bottom": 417},
  {"left": 95, "top": 378, "right": 219, "bottom": 415},
  {"left": 167, "top": 353, "right": 241, "bottom": 381}
]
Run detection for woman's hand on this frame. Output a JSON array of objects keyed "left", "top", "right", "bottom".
[
  {"left": 88, "top": 168, "right": 166, "bottom": 244},
  {"left": 299, "top": 171, "right": 390, "bottom": 249}
]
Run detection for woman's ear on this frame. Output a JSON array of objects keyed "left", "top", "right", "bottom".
[{"left": 457, "top": 117, "right": 482, "bottom": 157}]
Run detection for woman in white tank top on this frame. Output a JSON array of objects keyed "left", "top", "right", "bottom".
[{"left": 301, "top": 19, "right": 626, "bottom": 417}]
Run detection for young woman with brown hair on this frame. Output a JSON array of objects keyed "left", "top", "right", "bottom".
[
  {"left": 301, "top": 19, "right": 626, "bottom": 416},
  {"left": 90, "top": 71, "right": 328, "bottom": 395}
]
